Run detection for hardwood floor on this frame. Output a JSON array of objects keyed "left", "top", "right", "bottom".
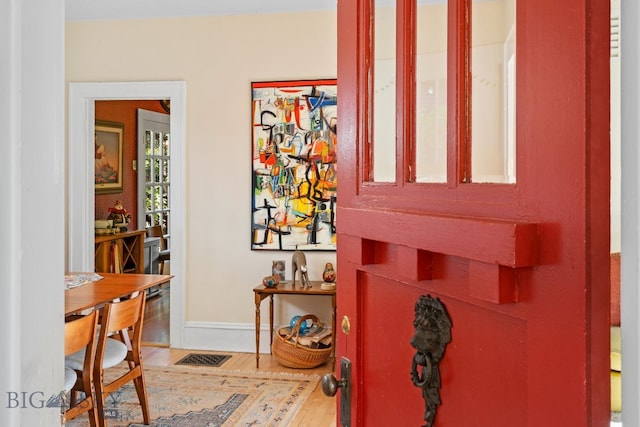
[
  {"left": 141, "top": 285, "right": 170, "bottom": 346},
  {"left": 140, "top": 286, "right": 337, "bottom": 426}
]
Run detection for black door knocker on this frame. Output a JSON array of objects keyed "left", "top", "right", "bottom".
[{"left": 410, "top": 295, "right": 452, "bottom": 427}]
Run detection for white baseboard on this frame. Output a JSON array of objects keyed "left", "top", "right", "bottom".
[{"left": 183, "top": 321, "right": 274, "bottom": 354}]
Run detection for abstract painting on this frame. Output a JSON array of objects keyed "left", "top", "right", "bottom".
[{"left": 251, "top": 79, "right": 337, "bottom": 251}]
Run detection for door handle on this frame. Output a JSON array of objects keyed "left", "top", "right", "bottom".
[
  {"left": 321, "top": 372, "right": 346, "bottom": 396},
  {"left": 410, "top": 295, "right": 452, "bottom": 427},
  {"left": 322, "top": 357, "right": 351, "bottom": 427}
]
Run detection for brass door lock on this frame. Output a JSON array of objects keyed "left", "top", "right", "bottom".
[{"left": 341, "top": 315, "right": 351, "bottom": 334}]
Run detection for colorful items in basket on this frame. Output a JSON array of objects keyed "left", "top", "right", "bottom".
[
  {"left": 272, "top": 314, "right": 332, "bottom": 369},
  {"left": 289, "top": 315, "right": 310, "bottom": 334}
]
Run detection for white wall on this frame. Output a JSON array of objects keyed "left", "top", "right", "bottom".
[
  {"left": 1, "top": 0, "right": 65, "bottom": 424},
  {"left": 66, "top": 12, "right": 338, "bottom": 352}
]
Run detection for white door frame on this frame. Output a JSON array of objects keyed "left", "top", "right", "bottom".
[
  {"left": 68, "top": 81, "right": 186, "bottom": 348},
  {"left": 621, "top": 0, "right": 640, "bottom": 422}
]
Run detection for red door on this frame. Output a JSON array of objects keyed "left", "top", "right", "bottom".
[{"left": 334, "top": 0, "right": 611, "bottom": 426}]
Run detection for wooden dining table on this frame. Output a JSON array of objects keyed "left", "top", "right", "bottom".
[{"left": 65, "top": 272, "right": 173, "bottom": 315}]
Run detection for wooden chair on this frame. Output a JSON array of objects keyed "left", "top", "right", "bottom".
[
  {"left": 97, "top": 292, "right": 149, "bottom": 426},
  {"left": 66, "top": 293, "right": 149, "bottom": 426},
  {"left": 64, "top": 310, "right": 99, "bottom": 427},
  {"left": 146, "top": 225, "right": 170, "bottom": 274}
]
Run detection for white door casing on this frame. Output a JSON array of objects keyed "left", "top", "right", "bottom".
[{"left": 68, "top": 81, "right": 186, "bottom": 349}]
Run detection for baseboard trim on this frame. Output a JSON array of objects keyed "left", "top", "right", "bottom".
[{"left": 183, "top": 321, "right": 274, "bottom": 354}]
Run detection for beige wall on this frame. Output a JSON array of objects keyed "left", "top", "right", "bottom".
[{"left": 66, "top": 12, "right": 338, "bottom": 347}]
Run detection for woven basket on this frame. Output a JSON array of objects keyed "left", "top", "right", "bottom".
[{"left": 272, "top": 314, "right": 332, "bottom": 369}]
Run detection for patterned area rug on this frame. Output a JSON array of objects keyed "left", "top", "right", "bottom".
[{"left": 65, "top": 364, "right": 320, "bottom": 426}]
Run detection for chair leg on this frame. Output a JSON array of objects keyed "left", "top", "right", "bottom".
[
  {"left": 133, "top": 373, "right": 151, "bottom": 424},
  {"left": 66, "top": 389, "right": 98, "bottom": 427},
  {"left": 81, "top": 377, "right": 99, "bottom": 427},
  {"left": 94, "top": 376, "right": 107, "bottom": 427},
  {"left": 86, "top": 397, "right": 99, "bottom": 427}
]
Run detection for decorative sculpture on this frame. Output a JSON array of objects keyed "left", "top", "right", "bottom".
[
  {"left": 262, "top": 275, "right": 280, "bottom": 288},
  {"left": 322, "top": 262, "right": 336, "bottom": 283},
  {"left": 107, "top": 200, "right": 131, "bottom": 231},
  {"left": 291, "top": 249, "right": 310, "bottom": 288},
  {"left": 410, "top": 295, "right": 452, "bottom": 427}
]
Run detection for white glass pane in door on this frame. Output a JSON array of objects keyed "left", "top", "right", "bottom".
[
  {"left": 372, "top": 0, "right": 397, "bottom": 182},
  {"left": 415, "top": 1, "right": 448, "bottom": 183},
  {"left": 470, "top": 0, "right": 516, "bottom": 183}
]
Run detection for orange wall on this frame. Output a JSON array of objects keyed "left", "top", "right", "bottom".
[
  {"left": 95, "top": 100, "right": 168, "bottom": 228},
  {"left": 611, "top": 252, "right": 621, "bottom": 326}
]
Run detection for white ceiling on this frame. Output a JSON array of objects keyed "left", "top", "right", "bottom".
[{"left": 65, "top": 0, "right": 337, "bottom": 21}]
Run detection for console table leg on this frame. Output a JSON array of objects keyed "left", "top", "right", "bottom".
[
  {"left": 269, "top": 295, "right": 274, "bottom": 353},
  {"left": 255, "top": 297, "right": 261, "bottom": 368}
]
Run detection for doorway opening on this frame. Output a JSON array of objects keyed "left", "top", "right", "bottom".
[{"left": 94, "top": 100, "right": 172, "bottom": 347}]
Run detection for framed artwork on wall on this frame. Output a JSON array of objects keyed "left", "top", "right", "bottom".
[
  {"left": 94, "top": 120, "right": 124, "bottom": 194},
  {"left": 272, "top": 260, "right": 286, "bottom": 281},
  {"left": 251, "top": 79, "right": 337, "bottom": 251}
]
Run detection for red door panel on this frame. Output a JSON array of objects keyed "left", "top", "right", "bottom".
[
  {"left": 360, "top": 275, "right": 424, "bottom": 425},
  {"left": 359, "top": 273, "right": 529, "bottom": 426},
  {"left": 440, "top": 302, "right": 527, "bottom": 426}
]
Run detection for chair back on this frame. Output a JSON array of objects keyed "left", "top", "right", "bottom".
[
  {"left": 146, "top": 225, "right": 167, "bottom": 251},
  {"left": 64, "top": 310, "right": 99, "bottom": 426},
  {"left": 146, "top": 224, "right": 170, "bottom": 274},
  {"left": 65, "top": 310, "right": 98, "bottom": 363},
  {"left": 96, "top": 292, "right": 146, "bottom": 362}
]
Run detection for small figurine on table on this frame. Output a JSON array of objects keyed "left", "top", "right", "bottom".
[
  {"left": 321, "top": 262, "right": 337, "bottom": 290},
  {"left": 262, "top": 275, "right": 280, "bottom": 288},
  {"left": 107, "top": 200, "right": 131, "bottom": 232},
  {"left": 323, "top": 262, "right": 336, "bottom": 283}
]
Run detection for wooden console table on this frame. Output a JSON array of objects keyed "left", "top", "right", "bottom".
[
  {"left": 95, "top": 229, "right": 146, "bottom": 274},
  {"left": 253, "top": 281, "right": 336, "bottom": 369}
]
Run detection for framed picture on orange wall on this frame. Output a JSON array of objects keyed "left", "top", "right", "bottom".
[{"left": 94, "top": 120, "right": 124, "bottom": 194}]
